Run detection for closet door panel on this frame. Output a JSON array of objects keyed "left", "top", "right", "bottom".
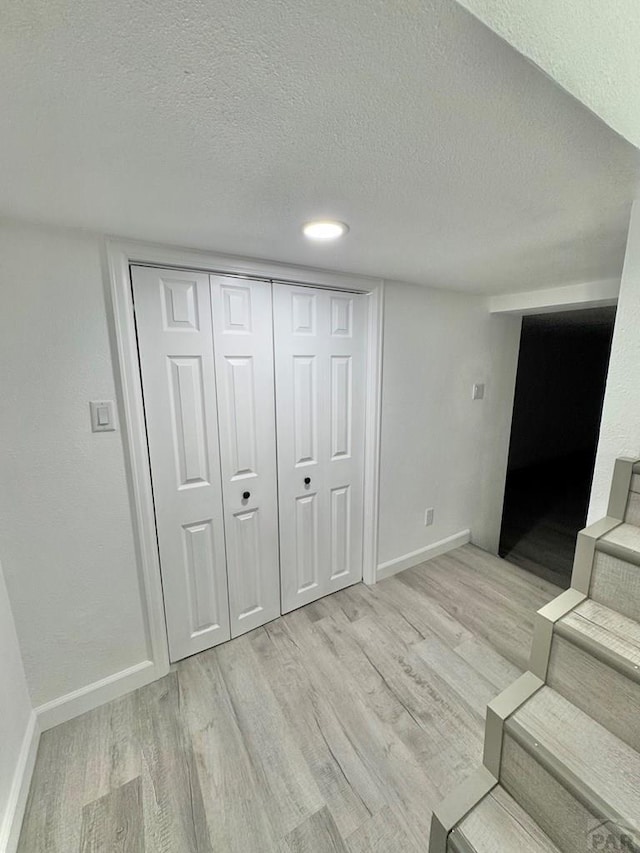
[
  {"left": 131, "top": 266, "right": 230, "bottom": 661},
  {"left": 325, "top": 292, "right": 366, "bottom": 596},
  {"left": 274, "top": 283, "right": 366, "bottom": 613},
  {"left": 210, "top": 276, "right": 280, "bottom": 637}
]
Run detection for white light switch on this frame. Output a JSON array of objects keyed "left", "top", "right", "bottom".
[
  {"left": 90, "top": 400, "right": 116, "bottom": 432},
  {"left": 472, "top": 383, "right": 485, "bottom": 400}
]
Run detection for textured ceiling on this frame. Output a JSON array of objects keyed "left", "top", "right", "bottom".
[
  {"left": 454, "top": 0, "right": 640, "bottom": 150},
  {"left": 1, "top": 0, "right": 639, "bottom": 292}
]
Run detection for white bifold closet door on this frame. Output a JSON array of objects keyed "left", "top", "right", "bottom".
[
  {"left": 132, "top": 267, "right": 280, "bottom": 661},
  {"left": 132, "top": 266, "right": 230, "bottom": 660},
  {"left": 209, "top": 275, "right": 280, "bottom": 637},
  {"left": 273, "top": 283, "right": 367, "bottom": 612}
]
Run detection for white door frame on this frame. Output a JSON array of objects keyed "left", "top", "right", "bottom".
[{"left": 105, "top": 238, "right": 384, "bottom": 675}]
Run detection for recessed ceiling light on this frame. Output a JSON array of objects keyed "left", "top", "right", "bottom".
[{"left": 303, "top": 220, "right": 349, "bottom": 241}]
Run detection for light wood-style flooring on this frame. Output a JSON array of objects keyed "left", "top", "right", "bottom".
[{"left": 18, "top": 545, "right": 560, "bottom": 852}]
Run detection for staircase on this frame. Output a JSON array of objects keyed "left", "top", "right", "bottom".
[{"left": 429, "top": 457, "right": 640, "bottom": 853}]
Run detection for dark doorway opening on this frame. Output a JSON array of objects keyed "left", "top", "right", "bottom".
[{"left": 499, "top": 306, "right": 616, "bottom": 587}]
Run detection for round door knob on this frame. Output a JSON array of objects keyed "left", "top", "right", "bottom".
[
  {"left": 242, "top": 491, "right": 251, "bottom": 500},
  {"left": 304, "top": 477, "right": 311, "bottom": 485}
]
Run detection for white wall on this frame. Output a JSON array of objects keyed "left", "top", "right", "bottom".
[
  {"left": 0, "top": 218, "right": 521, "bottom": 713},
  {"left": 378, "top": 281, "right": 521, "bottom": 564},
  {"left": 0, "top": 557, "right": 33, "bottom": 847},
  {"left": 589, "top": 202, "right": 640, "bottom": 522},
  {"left": 0, "top": 220, "right": 149, "bottom": 707}
]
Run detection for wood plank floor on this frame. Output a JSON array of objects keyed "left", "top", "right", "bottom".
[{"left": 17, "top": 545, "right": 560, "bottom": 853}]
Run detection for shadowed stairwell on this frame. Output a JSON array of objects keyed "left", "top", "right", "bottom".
[{"left": 499, "top": 308, "right": 615, "bottom": 589}]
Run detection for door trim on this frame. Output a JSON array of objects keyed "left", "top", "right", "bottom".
[{"left": 105, "top": 238, "right": 384, "bottom": 675}]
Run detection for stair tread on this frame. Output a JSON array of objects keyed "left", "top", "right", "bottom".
[
  {"left": 508, "top": 686, "right": 640, "bottom": 832},
  {"left": 558, "top": 599, "right": 640, "bottom": 669},
  {"left": 453, "top": 785, "right": 561, "bottom": 852},
  {"left": 599, "top": 522, "right": 640, "bottom": 554}
]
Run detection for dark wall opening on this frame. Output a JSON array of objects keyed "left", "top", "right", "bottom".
[{"left": 499, "top": 306, "right": 616, "bottom": 587}]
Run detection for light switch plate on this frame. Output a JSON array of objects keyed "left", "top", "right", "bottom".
[
  {"left": 472, "top": 383, "right": 485, "bottom": 400},
  {"left": 90, "top": 400, "right": 116, "bottom": 432}
]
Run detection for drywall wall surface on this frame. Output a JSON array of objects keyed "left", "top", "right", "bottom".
[
  {"left": 455, "top": 0, "right": 640, "bottom": 149},
  {"left": 0, "top": 558, "right": 32, "bottom": 843},
  {"left": 589, "top": 202, "right": 640, "bottom": 522},
  {"left": 377, "top": 281, "right": 521, "bottom": 562},
  {"left": 0, "top": 220, "right": 149, "bottom": 706}
]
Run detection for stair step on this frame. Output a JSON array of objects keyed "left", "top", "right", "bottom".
[
  {"left": 547, "top": 600, "right": 640, "bottom": 751},
  {"left": 502, "top": 687, "right": 640, "bottom": 852},
  {"left": 590, "top": 549, "right": 640, "bottom": 624},
  {"left": 558, "top": 599, "right": 640, "bottom": 671},
  {"left": 597, "top": 523, "right": 640, "bottom": 564},
  {"left": 449, "top": 785, "right": 560, "bottom": 852}
]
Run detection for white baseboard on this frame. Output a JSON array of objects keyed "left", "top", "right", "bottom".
[
  {"left": 0, "top": 712, "right": 40, "bottom": 853},
  {"left": 376, "top": 529, "right": 471, "bottom": 581},
  {"left": 35, "top": 658, "right": 166, "bottom": 732}
]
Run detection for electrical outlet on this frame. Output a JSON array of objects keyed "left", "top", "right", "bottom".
[{"left": 424, "top": 507, "right": 434, "bottom": 526}]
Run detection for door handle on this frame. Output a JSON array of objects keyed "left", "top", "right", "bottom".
[
  {"left": 304, "top": 477, "right": 311, "bottom": 485},
  {"left": 242, "top": 491, "right": 251, "bottom": 500}
]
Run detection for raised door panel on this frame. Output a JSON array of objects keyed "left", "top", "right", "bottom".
[
  {"left": 293, "top": 356, "right": 318, "bottom": 466},
  {"left": 168, "top": 356, "right": 210, "bottom": 487},
  {"left": 330, "top": 355, "right": 352, "bottom": 460},
  {"left": 330, "top": 295, "right": 353, "bottom": 337},
  {"left": 220, "top": 355, "right": 258, "bottom": 480},
  {"left": 161, "top": 278, "right": 200, "bottom": 330},
  {"left": 182, "top": 519, "right": 227, "bottom": 636},
  {"left": 295, "top": 492, "right": 320, "bottom": 594},
  {"left": 229, "top": 507, "right": 262, "bottom": 621},
  {"left": 274, "top": 283, "right": 366, "bottom": 612},
  {"left": 291, "top": 291, "right": 317, "bottom": 335},
  {"left": 210, "top": 276, "right": 280, "bottom": 637},
  {"left": 131, "top": 266, "right": 230, "bottom": 661},
  {"left": 330, "top": 486, "right": 351, "bottom": 580}
]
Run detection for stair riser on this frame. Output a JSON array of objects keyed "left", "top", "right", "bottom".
[
  {"left": 451, "top": 787, "right": 562, "bottom": 853},
  {"left": 447, "top": 834, "right": 474, "bottom": 853},
  {"left": 624, "top": 476, "right": 640, "bottom": 525},
  {"left": 590, "top": 551, "right": 640, "bottom": 624},
  {"left": 547, "top": 635, "right": 640, "bottom": 753},
  {"left": 500, "top": 733, "right": 600, "bottom": 853}
]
